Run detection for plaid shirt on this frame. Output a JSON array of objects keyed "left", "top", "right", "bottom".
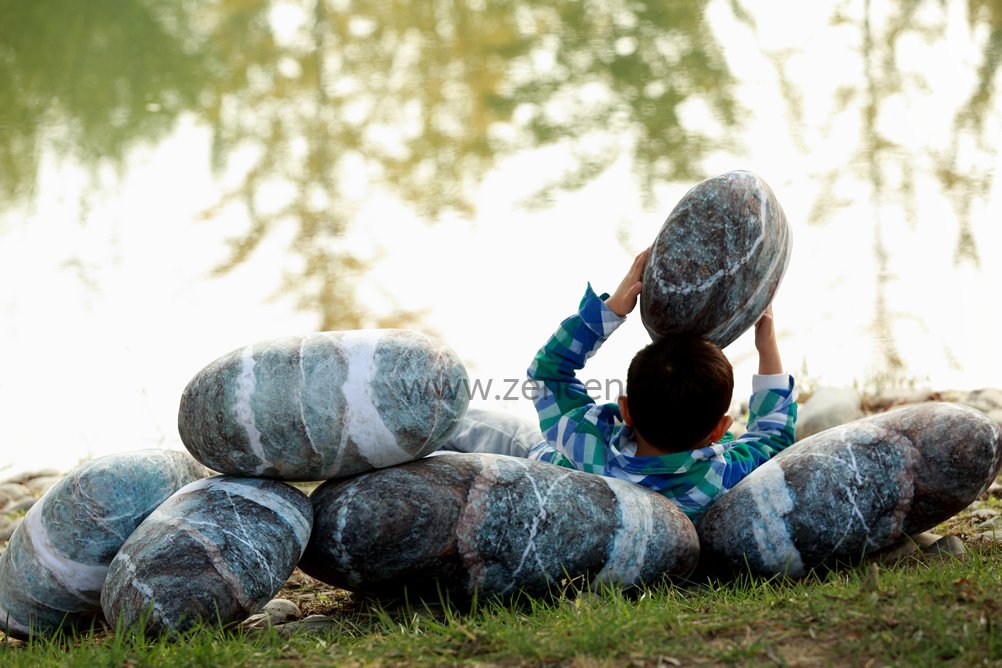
[{"left": 527, "top": 284, "right": 798, "bottom": 520}]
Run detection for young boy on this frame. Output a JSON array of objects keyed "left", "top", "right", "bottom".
[{"left": 524, "top": 248, "right": 797, "bottom": 520}]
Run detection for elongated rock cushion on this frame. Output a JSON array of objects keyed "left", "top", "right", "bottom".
[
  {"left": 178, "top": 329, "right": 470, "bottom": 480},
  {"left": 697, "top": 403, "right": 1002, "bottom": 578},
  {"left": 300, "top": 453, "right": 699, "bottom": 601},
  {"left": 0, "top": 450, "right": 206, "bottom": 639},
  {"left": 641, "top": 170, "right": 791, "bottom": 347},
  {"left": 101, "top": 476, "right": 312, "bottom": 635}
]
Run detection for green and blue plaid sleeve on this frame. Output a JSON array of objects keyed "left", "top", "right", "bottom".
[
  {"left": 720, "top": 374, "right": 798, "bottom": 488},
  {"left": 527, "top": 283, "right": 625, "bottom": 473}
]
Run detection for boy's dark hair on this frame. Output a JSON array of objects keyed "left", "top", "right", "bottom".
[{"left": 626, "top": 334, "right": 734, "bottom": 452}]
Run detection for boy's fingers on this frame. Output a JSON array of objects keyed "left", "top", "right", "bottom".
[
  {"left": 633, "top": 248, "right": 650, "bottom": 268},
  {"left": 631, "top": 253, "right": 648, "bottom": 279}
]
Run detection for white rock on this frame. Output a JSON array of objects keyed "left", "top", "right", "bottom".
[
  {"left": 0, "top": 516, "right": 16, "bottom": 542},
  {"left": 0, "top": 483, "right": 31, "bottom": 505},
  {"left": 3, "top": 498, "right": 36, "bottom": 514},
  {"left": 275, "top": 614, "right": 339, "bottom": 638},
  {"left": 975, "top": 515, "right": 1002, "bottom": 531},
  {"left": 23, "top": 476, "right": 64, "bottom": 497},
  {"left": 864, "top": 389, "right": 936, "bottom": 412},
  {"left": 970, "top": 508, "right": 1000, "bottom": 522},
  {"left": 923, "top": 535, "right": 966, "bottom": 560},
  {"left": 962, "top": 388, "right": 1002, "bottom": 413},
  {"left": 242, "top": 598, "right": 302, "bottom": 628},
  {"left": 795, "top": 387, "right": 863, "bottom": 440},
  {"left": 0, "top": 470, "right": 62, "bottom": 486}
]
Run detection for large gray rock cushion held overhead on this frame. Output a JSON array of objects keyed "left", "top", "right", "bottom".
[
  {"left": 178, "top": 329, "right": 470, "bottom": 480},
  {"left": 299, "top": 453, "right": 699, "bottom": 601},
  {"left": 0, "top": 450, "right": 206, "bottom": 639},
  {"left": 641, "top": 170, "right": 791, "bottom": 348},
  {"left": 697, "top": 403, "right": 1002, "bottom": 578},
  {"left": 101, "top": 476, "right": 312, "bottom": 635}
]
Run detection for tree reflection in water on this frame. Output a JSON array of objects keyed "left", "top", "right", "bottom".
[
  {"left": 198, "top": 0, "right": 738, "bottom": 329},
  {"left": 760, "top": 0, "right": 1001, "bottom": 386},
  {"left": 0, "top": 0, "right": 206, "bottom": 202},
  {"left": 1, "top": 0, "right": 999, "bottom": 352}
]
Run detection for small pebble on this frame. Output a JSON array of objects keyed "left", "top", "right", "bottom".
[
  {"left": 242, "top": 598, "right": 302, "bottom": 628},
  {"left": 275, "top": 614, "right": 339, "bottom": 638},
  {"left": 0, "top": 516, "right": 17, "bottom": 542},
  {"left": 911, "top": 532, "right": 943, "bottom": 549},
  {"left": 0, "top": 470, "right": 62, "bottom": 485},
  {"left": 0, "top": 483, "right": 31, "bottom": 504},
  {"left": 23, "top": 476, "right": 64, "bottom": 497},
  {"left": 863, "top": 389, "right": 938, "bottom": 413},
  {"left": 922, "top": 535, "right": 966, "bottom": 560},
  {"left": 975, "top": 515, "right": 1002, "bottom": 531},
  {"left": 868, "top": 532, "right": 942, "bottom": 564},
  {"left": 963, "top": 388, "right": 1002, "bottom": 412},
  {"left": 973, "top": 530, "right": 1002, "bottom": 543},
  {"left": 869, "top": 537, "right": 918, "bottom": 564},
  {"left": 3, "top": 498, "right": 36, "bottom": 514}
]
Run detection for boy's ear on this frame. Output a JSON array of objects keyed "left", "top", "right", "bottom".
[
  {"left": 709, "top": 414, "right": 734, "bottom": 442},
  {"left": 618, "top": 395, "right": 633, "bottom": 426}
]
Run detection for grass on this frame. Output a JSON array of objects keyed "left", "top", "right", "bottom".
[{"left": 4, "top": 545, "right": 1002, "bottom": 667}]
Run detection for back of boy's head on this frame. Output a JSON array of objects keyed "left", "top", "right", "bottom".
[{"left": 626, "top": 334, "right": 734, "bottom": 451}]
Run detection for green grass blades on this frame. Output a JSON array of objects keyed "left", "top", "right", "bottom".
[{"left": 3, "top": 546, "right": 1002, "bottom": 666}]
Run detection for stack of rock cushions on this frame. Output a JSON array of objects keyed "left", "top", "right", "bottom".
[
  {"left": 102, "top": 330, "right": 471, "bottom": 635},
  {"left": 2, "top": 171, "right": 1001, "bottom": 639},
  {"left": 0, "top": 330, "right": 471, "bottom": 638}
]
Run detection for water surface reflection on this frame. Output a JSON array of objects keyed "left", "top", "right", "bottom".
[{"left": 1, "top": 0, "right": 1001, "bottom": 474}]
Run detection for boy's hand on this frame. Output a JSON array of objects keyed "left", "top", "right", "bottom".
[
  {"left": 605, "top": 248, "right": 650, "bottom": 317},
  {"left": 755, "top": 305, "right": 783, "bottom": 375}
]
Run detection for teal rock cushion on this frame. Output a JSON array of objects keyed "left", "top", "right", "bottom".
[
  {"left": 641, "top": 170, "right": 791, "bottom": 347},
  {"left": 100, "top": 476, "right": 312, "bottom": 635},
  {"left": 697, "top": 403, "right": 1002, "bottom": 577},
  {"left": 299, "top": 453, "right": 699, "bottom": 601},
  {"left": 0, "top": 450, "right": 206, "bottom": 639},
  {"left": 178, "top": 329, "right": 470, "bottom": 480}
]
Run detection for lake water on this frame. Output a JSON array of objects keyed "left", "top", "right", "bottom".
[{"left": 1, "top": 0, "right": 1000, "bottom": 477}]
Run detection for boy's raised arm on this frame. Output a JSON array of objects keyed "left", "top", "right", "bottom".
[
  {"left": 719, "top": 305, "right": 797, "bottom": 487},
  {"left": 755, "top": 305, "right": 783, "bottom": 375},
  {"left": 527, "top": 249, "right": 648, "bottom": 435}
]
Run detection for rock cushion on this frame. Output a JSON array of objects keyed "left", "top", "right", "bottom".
[
  {"left": 697, "top": 403, "right": 1002, "bottom": 577},
  {"left": 178, "top": 329, "right": 470, "bottom": 481},
  {"left": 101, "top": 476, "right": 312, "bottom": 635},
  {"left": 0, "top": 450, "right": 206, "bottom": 639},
  {"left": 299, "top": 453, "right": 699, "bottom": 601},
  {"left": 641, "top": 170, "right": 791, "bottom": 347}
]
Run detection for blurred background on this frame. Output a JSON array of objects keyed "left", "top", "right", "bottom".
[{"left": 1, "top": 0, "right": 1000, "bottom": 477}]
